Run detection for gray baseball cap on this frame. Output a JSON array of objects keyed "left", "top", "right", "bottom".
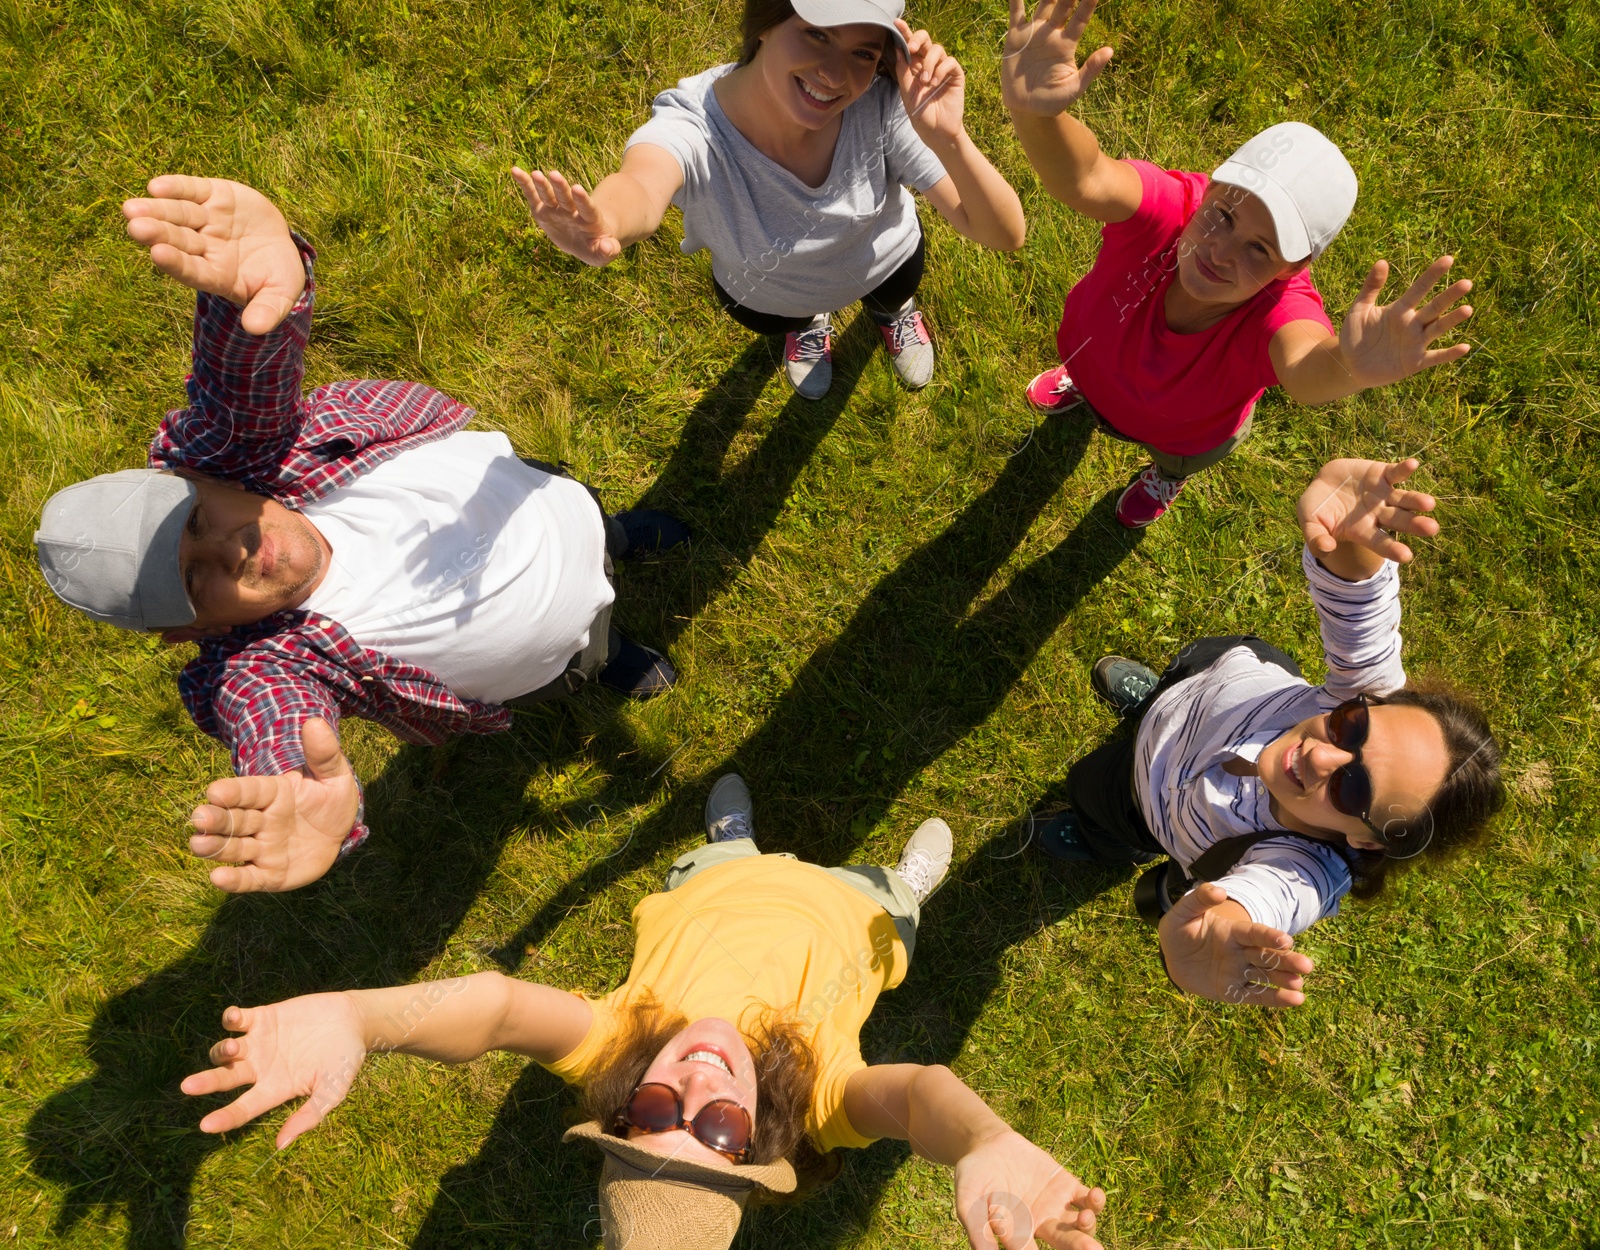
[
  {"left": 790, "top": 0, "right": 909, "bottom": 58},
  {"left": 35, "top": 468, "right": 197, "bottom": 631}
]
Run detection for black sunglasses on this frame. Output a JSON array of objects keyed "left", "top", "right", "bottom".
[
  {"left": 615, "top": 1082, "right": 753, "bottom": 1163},
  {"left": 1325, "top": 695, "right": 1432, "bottom": 856}
]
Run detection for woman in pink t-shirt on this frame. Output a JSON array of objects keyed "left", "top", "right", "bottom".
[{"left": 1001, "top": 0, "right": 1477, "bottom": 528}]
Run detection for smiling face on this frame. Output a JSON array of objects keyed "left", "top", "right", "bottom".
[
  {"left": 1258, "top": 703, "right": 1451, "bottom": 849},
  {"left": 172, "top": 475, "right": 329, "bottom": 635},
  {"left": 1174, "top": 185, "right": 1306, "bottom": 310},
  {"left": 749, "top": 16, "right": 889, "bottom": 131},
  {"left": 628, "top": 1017, "right": 759, "bottom": 1166}
]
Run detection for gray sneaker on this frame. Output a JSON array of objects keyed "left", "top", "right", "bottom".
[
  {"left": 704, "top": 774, "right": 755, "bottom": 843},
  {"left": 1091, "top": 655, "right": 1160, "bottom": 715},
  {"left": 894, "top": 817, "right": 953, "bottom": 905},
  {"left": 783, "top": 314, "right": 833, "bottom": 400},
  {"left": 877, "top": 298, "right": 934, "bottom": 390}
]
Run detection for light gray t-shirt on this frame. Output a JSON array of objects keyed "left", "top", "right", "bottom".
[{"left": 625, "top": 64, "right": 948, "bottom": 318}]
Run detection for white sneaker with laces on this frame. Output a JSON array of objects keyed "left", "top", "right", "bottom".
[
  {"left": 894, "top": 817, "right": 953, "bottom": 905},
  {"left": 705, "top": 774, "right": 755, "bottom": 843},
  {"left": 876, "top": 298, "right": 934, "bottom": 389},
  {"left": 783, "top": 313, "right": 833, "bottom": 400}
]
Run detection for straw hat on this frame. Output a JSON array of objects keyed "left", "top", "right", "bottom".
[{"left": 563, "top": 1121, "right": 798, "bottom": 1250}]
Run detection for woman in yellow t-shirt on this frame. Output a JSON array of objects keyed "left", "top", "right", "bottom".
[{"left": 183, "top": 775, "right": 1107, "bottom": 1250}]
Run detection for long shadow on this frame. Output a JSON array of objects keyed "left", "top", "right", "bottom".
[
  {"left": 412, "top": 825, "right": 1135, "bottom": 1247},
  {"left": 22, "top": 327, "right": 878, "bottom": 1249},
  {"left": 487, "top": 405, "right": 1139, "bottom": 966},
  {"left": 22, "top": 738, "right": 537, "bottom": 1249}
]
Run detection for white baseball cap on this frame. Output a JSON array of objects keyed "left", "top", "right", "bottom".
[
  {"left": 1211, "top": 122, "right": 1358, "bottom": 263},
  {"left": 789, "top": 0, "right": 910, "bottom": 59}
]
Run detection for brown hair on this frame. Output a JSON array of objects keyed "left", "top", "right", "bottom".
[
  {"left": 1345, "top": 679, "right": 1504, "bottom": 900},
  {"left": 579, "top": 996, "right": 841, "bottom": 1199},
  {"left": 737, "top": 0, "right": 895, "bottom": 77}
]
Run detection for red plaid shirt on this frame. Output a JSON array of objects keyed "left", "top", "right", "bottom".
[{"left": 156, "top": 238, "right": 512, "bottom": 847}]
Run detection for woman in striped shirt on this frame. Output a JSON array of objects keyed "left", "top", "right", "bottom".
[{"left": 1035, "top": 457, "right": 1504, "bottom": 1007}]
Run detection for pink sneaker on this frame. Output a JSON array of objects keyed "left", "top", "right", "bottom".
[
  {"left": 1024, "top": 365, "right": 1085, "bottom": 415},
  {"left": 1116, "top": 464, "right": 1186, "bottom": 528}
]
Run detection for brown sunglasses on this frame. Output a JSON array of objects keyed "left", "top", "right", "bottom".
[{"left": 614, "top": 1082, "right": 754, "bottom": 1163}]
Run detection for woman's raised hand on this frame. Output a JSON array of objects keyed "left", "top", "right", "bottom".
[
  {"left": 953, "top": 1129, "right": 1106, "bottom": 1249},
  {"left": 1297, "top": 457, "right": 1440, "bottom": 565},
  {"left": 181, "top": 994, "right": 369, "bottom": 1149},
  {"left": 1337, "top": 256, "right": 1473, "bottom": 391},
  {"left": 512, "top": 166, "right": 623, "bottom": 267},
  {"left": 1001, "top": 0, "right": 1114, "bottom": 117},
  {"left": 894, "top": 20, "right": 967, "bottom": 145}
]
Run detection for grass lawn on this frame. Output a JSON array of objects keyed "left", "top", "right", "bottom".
[{"left": 2, "top": 0, "right": 1598, "bottom": 1244}]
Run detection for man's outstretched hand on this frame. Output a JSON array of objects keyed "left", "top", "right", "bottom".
[
  {"left": 123, "top": 175, "right": 306, "bottom": 334},
  {"left": 189, "top": 718, "right": 360, "bottom": 892},
  {"left": 1158, "top": 883, "right": 1314, "bottom": 1008}
]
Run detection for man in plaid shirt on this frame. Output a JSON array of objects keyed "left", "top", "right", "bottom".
[{"left": 34, "top": 176, "right": 688, "bottom": 893}]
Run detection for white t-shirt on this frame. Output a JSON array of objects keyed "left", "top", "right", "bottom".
[
  {"left": 625, "top": 65, "right": 948, "bottom": 318},
  {"left": 299, "top": 431, "right": 614, "bottom": 704}
]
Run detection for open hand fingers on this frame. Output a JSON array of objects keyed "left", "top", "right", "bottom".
[
  {"left": 181, "top": 1063, "right": 255, "bottom": 1099},
  {"left": 209, "top": 862, "right": 282, "bottom": 893},
  {"left": 277, "top": 1100, "right": 332, "bottom": 1150},
  {"left": 1060, "top": 0, "right": 1102, "bottom": 39},
  {"left": 202, "top": 772, "right": 287, "bottom": 812},
  {"left": 1223, "top": 978, "right": 1307, "bottom": 1008},
  {"left": 1395, "top": 254, "right": 1457, "bottom": 311},
  {"left": 1418, "top": 342, "right": 1472, "bottom": 370},
  {"left": 1423, "top": 305, "right": 1473, "bottom": 343},
  {"left": 1354, "top": 258, "right": 1389, "bottom": 307},
  {"left": 124, "top": 197, "right": 211, "bottom": 233},
  {"left": 1077, "top": 44, "right": 1114, "bottom": 90},
  {"left": 144, "top": 174, "right": 216, "bottom": 205},
  {"left": 142, "top": 243, "right": 224, "bottom": 292},
  {"left": 195, "top": 1084, "right": 287, "bottom": 1135},
  {"left": 1418, "top": 277, "right": 1472, "bottom": 323}
]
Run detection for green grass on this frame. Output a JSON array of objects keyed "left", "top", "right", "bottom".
[{"left": 2, "top": 0, "right": 1598, "bottom": 1245}]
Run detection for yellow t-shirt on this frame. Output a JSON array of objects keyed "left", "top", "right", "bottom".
[{"left": 543, "top": 855, "right": 910, "bottom": 1152}]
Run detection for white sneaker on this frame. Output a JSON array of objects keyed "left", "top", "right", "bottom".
[
  {"left": 876, "top": 298, "right": 934, "bottom": 390},
  {"left": 783, "top": 314, "right": 833, "bottom": 400},
  {"left": 705, "top": 774, "right": 755, "bottom": 843},
  {"left": 894, "top": 817, "right": 952, "bottom": 905}
]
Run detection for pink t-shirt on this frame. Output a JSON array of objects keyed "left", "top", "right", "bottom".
[{"left": 1055, "top": 160, "right": 1335, "bottom": 456}]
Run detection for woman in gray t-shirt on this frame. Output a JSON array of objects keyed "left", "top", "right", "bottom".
[{"left": 513, "top": 0, "right": 1024, "bottom": 400}]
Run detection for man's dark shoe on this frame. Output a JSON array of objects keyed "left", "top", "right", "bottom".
[
  {"left": 597, "top": 635, "right": 676, "bottom": 698},
  {"left": 614, "top": 510, "right": 691, "bottom": 560},
  {"left": 1091, "top": 655, "right": 1160, "bottom": 715},
  {"left": 1033, "top": 809, "right": 1099, "bottom": 862}
]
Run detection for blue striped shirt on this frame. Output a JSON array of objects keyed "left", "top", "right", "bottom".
[{"left": 1133, "top": 547, "right": 1406, "bottom": 934}]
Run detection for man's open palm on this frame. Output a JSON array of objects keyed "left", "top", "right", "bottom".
[
  {"left": 123, "top": 175, "right": 306, "bottom": 334},
  {"left": 189, "top": 718, "right": 360, "bottom": 892}
]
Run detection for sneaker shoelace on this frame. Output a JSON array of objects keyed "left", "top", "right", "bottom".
[
  {"left": 709, "top": 810, "right": 753, "bottom": 842},
  {"left": 897, "top": 847, "right": 941, "bottom": 901},
  {"left": 1138, "top": 464, "right": 1186, "bottom": 506},
  {"left": 883, "top": 310, "right": 928, "bottom": 355},
  {"left": 788, "top": 322, "right": 831, "bottom": 363}
]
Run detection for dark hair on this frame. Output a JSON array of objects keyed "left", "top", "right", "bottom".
[
  {"left": 1346, "top": 679, "right": 1504, "bottom": 900},
  {"left": 737, "top": 0, "right": 895, "bottom": 77},
  {"left": 579, "top": 996, "right": 840, "bottom": 1199}
]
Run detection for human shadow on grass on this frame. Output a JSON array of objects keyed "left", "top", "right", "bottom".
[
  {"left": 487, "top": 405, "right": 1141, "bottom": 968},
  {"left": 21, "top": 736, "right": 548, "bottom": 1250},
  {"left": 20, "top": 328, "right": 877, "bottom": 1250},
  {"left": 409, "top": 826, "right": 1135, "bottom": 1248}
]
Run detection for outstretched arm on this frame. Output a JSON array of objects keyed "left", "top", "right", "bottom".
[
  {"left": 1000, "top": 0, "right": 1140, "bottom": 222},
  {"left": 183, "top": 973, "right": 593, "bottom": 1148},
  {"left": 892, "top": 22, "right": 1025, "bottom": 251},
  {"left": 512, "top": 143, "right": 684, "bottom": 268},
  {"left": 845, "top": 1064, "right": 1106, "bottom": 1249},
  {"left": 1271, "top": 256, "right": 1474, "bottom": 405},
  {"left": 128, "top": 176, "right": 319, "bottom": 478}
]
